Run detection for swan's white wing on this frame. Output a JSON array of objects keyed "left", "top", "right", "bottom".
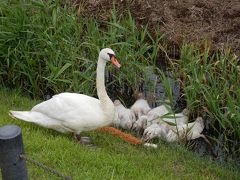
[
  {"left": 32, "top": 93, "right": 101, "bottom": 119},
  {"left": 31, "top": 92, "right": 106, "bottom": 132}
]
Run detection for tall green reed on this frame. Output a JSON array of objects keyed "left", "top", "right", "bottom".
[
  {"left": 178, "top": 44, "right": 240, "bottom": 143},
  {"left": 0, "top": 0, "right": 86, "bottom": 97},
  {"left": 0, "top": 0, "right": 164, "bottom": 99},
  {"left": 1, "top": 0, "right": 239, "bottom": 159}
]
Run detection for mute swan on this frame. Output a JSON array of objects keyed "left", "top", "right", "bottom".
[
  {"left": 9, "top": 48, "right": 121, "bottom": 137},
  {"left": 160, "top": 108, "right": 189, "bottom": 126},
  {"left": 146, "top": 104, "right": 170, "bottom": 126},
  {"left": 143, "top": 117, "right": 205, "bottom": 142},
  {"left": 132, "top": 115, "right": 148, "bottom": 131},
  {"left": 133, "top": 108, "right": 188, "bottom": 134},
  {"left": 113, "top": 100, "right": 136, "bottom": 130},
  {"left": 133, "top": 108, "right": 188, "bottom": 132},
  {"left": 143, "top": 123, "right": 170, "bottom": 141},
  {"left": 130, "top": 93, "right": 151, "bottom": 119},
  {"left": 166, "top": 117, "right": 205, "bottom": 142}
]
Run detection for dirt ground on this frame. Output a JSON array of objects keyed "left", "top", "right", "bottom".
[{"left": 75, "top": 0, "right": 240, "bottom": 57}]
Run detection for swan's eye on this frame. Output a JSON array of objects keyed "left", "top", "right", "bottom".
[{"left": 107, "top": 53, "right": 114, "bottom": 60}]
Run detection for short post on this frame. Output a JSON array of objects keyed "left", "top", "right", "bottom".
[{"left": 0, "top": 125, "right": 28, "bottom": 180}]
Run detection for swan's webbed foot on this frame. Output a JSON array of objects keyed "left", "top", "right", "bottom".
[
  {"left": 79, "top": 136, "right": 91, "bottom": 145},
  {"left": 73, "top": 134, "right": 91, "bottom": 144},
  {"left": 73, "top": 134, "right": 97, "bottom": 148}
]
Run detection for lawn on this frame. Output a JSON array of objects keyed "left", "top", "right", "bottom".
[
  {"left": 1, "top": 0, "right": 239, "bottom": 160},
  {"left": 0, "top": 88, "right": 239, "bottom": 180}
]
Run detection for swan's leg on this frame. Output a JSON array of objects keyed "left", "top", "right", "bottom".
[
  {"left": 73, "top": 133, "right": 90, "bottom": 144},
  {"left": 73, "top": 133, "right": 96, "bottom": 147},
  {"left": 73, "top": 133, "right": 82, "bottom": 141}
]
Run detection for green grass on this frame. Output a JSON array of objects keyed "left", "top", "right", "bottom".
[
  {"left": 0, "top": 88, "right": 239, "bottom": 179},
  {"left": 0, "top": 0, "right": 239, "bottom": 166}
]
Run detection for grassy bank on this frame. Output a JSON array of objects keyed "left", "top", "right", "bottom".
[
  {"left": 0, "top": 88, "right": 239, "bottom": 179},
  {"left": 0, "top": 0, "right": 239, "bottom": 163}
]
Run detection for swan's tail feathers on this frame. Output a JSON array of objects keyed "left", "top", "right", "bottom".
[
  {"left": 9, "top": 111, "right": 69, "bottom": 133},
  {"left": 9, "top": 111, "right": 33, "bottom": 122}
]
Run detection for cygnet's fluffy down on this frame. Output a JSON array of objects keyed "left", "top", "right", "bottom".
[
  {"left": 132, "top": 115, "right": 148, "bottom": 131},
  {"left": 160, "top": 108, "right": 189, "bottom": 126},
  {"left": 143, "top": 123, "right": 170, "bottom": 141},
  {"left": 143, "top": 117, "right": 205, "bottom": 142},
  {"left": 113, "top": 100, "right": 136, "bottom": 130},
  {"left": 146, "top": 104, "right": 170, "bottom": 126},
  {"left": 130, "top": 93, "right": 151, "bottom": 119},
  {"left": 167, "top": 117, "right": 205, "bottom": 142}
]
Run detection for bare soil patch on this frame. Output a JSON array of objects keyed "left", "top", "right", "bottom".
[{"left": 75, "top": 0, "right": 240, "bottom": 56}]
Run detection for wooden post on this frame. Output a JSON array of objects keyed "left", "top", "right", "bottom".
[{"left": 0, "top": 125, "right": 28, "bottom": 180}]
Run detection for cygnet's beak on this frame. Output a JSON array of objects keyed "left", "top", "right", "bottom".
[
  {"left": 111, "top": 56, "right": 121, "bottom": 68},
  {"left": 132, "top": 124, "right": 137, "bottom": 131},
  {"left": 141, "top": 135, "right": 149, "bottom": 142}
]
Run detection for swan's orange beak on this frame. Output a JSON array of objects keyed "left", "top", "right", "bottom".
[{"left": 111, "top": 56, "right": 121, "bottom": 68}]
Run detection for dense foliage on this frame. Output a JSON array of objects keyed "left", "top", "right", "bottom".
[
  {"left": 0, "top": 0, "right": 239, "bottom": 161},
  {"left": 0, "top": 0, "right": 162, "bottom": 98}
]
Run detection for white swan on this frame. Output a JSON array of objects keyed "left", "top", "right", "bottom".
[
  {"left": 166, "top": 117, "right": 205, "bottom": 142},
  {"left": 9, "top": 48, "right": 121, "bottom": 135},
  {"left": 143, "top": 123, "right": 170, "bottom": 141},
  {"left": 132, "top": 115, "right": 148, "bottom": 131},
  {"left": 113, "top": 100, "right": 136, "bottom": 130},
  {"left": 143, "top": 117, "right": 205, "bottom": 142},
  {"left": 160, "top": 108, "right": 189, "bottom": 126},
  {"left": 134, "top": 108, "right": 189, "bottom": 132},
  {"left": 130, "top": 93, "right": 151, "bottom": 119},
  {"left": 146, "top": 104, "right": 170, "bottom": 126}
]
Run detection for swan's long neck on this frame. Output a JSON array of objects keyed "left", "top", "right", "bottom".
[{"left": 96, "top": 57, "right": 113, "bottom": 107}]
